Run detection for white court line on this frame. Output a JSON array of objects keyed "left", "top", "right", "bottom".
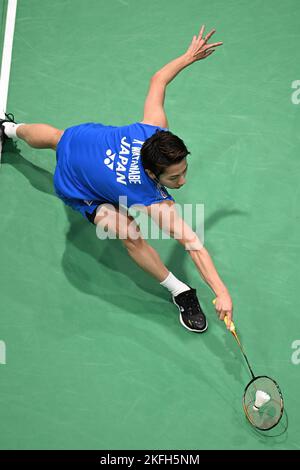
[
  {"left": 0, "top": 0, "right": 17, "bottom": 117},
  {"left": 0, "top": 0, "right": 17, "bottom": 163}
]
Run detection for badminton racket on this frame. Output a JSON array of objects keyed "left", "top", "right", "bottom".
[{"left": 212, "top": 299, "right": 284, "bottom": 431}]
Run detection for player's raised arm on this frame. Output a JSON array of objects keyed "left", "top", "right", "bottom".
[
  {"left": 142, "top": 25, "right": 222, "bottom": 127},
  {"left": 151, "top": 25, "right": 223, "bottom": 86}
]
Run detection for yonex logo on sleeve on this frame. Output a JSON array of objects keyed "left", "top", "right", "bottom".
[
  {"left": 104, "top": 149, "right": 116, "bottom": 170},
  {"left": 159, "top": 187, "right": 168, "bottom": 198},
  {"left": 156, "top": 183, "right": 168, "bottom": 199}
]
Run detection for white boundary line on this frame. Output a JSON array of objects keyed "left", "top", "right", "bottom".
[{"left": 0, "top": 0, "right": 18, "bottom": 118}]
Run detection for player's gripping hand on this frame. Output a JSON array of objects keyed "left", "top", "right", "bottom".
[
  {"left": 184, "top": 25, "right": 223, "bottom": 63},
  {"left": 213, "top": 291, "right": 233, "bottom": 329}
]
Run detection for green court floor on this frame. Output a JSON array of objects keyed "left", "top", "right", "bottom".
[{"left": 0, "top": 0, "right": 300, "bottom": 450}]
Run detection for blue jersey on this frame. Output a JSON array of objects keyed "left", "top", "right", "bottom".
[{"left": 54, "top": 122, "right": 175, "bottom": 214}]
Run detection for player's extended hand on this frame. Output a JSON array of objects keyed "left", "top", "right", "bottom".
[
  {"left": 184, "top": 25, "right": 223, "bottom": 63},
  {"left": 213, "top": 291, "right": 233, "bottom": 329}
]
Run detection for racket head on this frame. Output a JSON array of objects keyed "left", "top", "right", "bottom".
[{"left": 243, "top": 375, "right": 284, "bottom": 431}]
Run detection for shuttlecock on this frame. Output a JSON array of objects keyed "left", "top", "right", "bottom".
[{"left": 253, "top": 390, "right": 271, "bottom": 411}]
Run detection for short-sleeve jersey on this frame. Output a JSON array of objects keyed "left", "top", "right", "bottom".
[{"left": 54, "top": 121, "right": 175, "bottom": 209}]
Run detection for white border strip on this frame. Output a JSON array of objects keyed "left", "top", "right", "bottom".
[{"left": 0, "top": 0, "right": 18, "bottom": 118}]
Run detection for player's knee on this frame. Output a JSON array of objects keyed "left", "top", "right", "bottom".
[
  {"left": 94, "top": 203, "right": 119, "bottom": 237},
  {"left": 95, "top": 205, "right": 143, "bottom": 246},
  {"left": 122, "top": 229, "right": 145, "bottom": 251},
  {"left": 123, "top": 238, "right": 145, "bottom": 252}
]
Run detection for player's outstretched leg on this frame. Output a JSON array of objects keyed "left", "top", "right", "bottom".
[{"left": 0, "top": 113, "right": 63, "bottom": 150}]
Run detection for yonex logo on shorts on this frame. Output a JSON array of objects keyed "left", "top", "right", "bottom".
[{"left": 104, "top": 149, "right": 116, "bottom": 170}]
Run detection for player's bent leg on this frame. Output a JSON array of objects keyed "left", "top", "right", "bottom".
[
  {"left": 94, "top": 203, "right": 169, "bottom": 282},
  {"left": 16, "top": 124, "right": 64, "bottom": 150},
  {"left": 93, "top": 203, "right": 208, "bottom": 333}
]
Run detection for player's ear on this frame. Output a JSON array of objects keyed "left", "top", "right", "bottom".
[{"left": 145, "top": 169, "right": 156, "bottom": 180}]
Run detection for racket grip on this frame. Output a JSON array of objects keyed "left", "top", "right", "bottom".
[{"left": 212, "top": 298, "right": 235, "bottom": 332}]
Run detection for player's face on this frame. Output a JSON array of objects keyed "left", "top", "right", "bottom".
[{"left": 158, "top": 159, "right": 188, "bottom": 189}]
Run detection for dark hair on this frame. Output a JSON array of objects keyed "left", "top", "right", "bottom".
[{"left": 141, "top": 130, "right": 190, "bottom": 177}]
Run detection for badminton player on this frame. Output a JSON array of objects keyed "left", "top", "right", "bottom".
[{"left": 0, "top": 25, "right": 233, "bottom": 333}]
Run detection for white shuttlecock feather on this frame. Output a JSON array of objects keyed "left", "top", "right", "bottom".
[{"left": 253, "top": 390, "right": 271, "bottom": 411}]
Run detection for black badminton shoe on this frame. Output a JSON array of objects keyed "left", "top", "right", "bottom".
[
  {"left": 172, "top": 287, "right": 208, "bottom": 333},
  {"left": 0, "top": 113, "right": 17, "bottom": 147}
]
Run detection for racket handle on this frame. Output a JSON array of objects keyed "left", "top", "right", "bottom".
[{"left": 212, "top": 298, "right": 235, "bottom": 332}]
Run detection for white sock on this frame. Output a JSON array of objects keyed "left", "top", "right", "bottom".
[
  {"left": 3, "top": 122, "right": 24, "bottom": 139},
  {"left": 160, "top": 271, "right": 190, "bottom": 297}
]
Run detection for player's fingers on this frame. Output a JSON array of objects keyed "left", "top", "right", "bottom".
[
  {"left": 204, "top": 28, "right": 216, "bottom": 42},
  {"left": 203, "top": 50, "right": 215, "bottom": 58},
  {"left": 198, "top": 25, "right": 205, "bottom": 39},
  {"left": 225, "top": 311, "right": 232, "bottom": 329},
  {"left": 204, "top": 41, "right": 223, "bottom": 50},
  {"left": 213, "top": 298, "right": 223, "bottom": 318},
  {"left": 190, "top": 35, "right": 197, "bottom": 47},
  {"left": 219, "top": 311, "right": 226, "bottom": 321}
]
